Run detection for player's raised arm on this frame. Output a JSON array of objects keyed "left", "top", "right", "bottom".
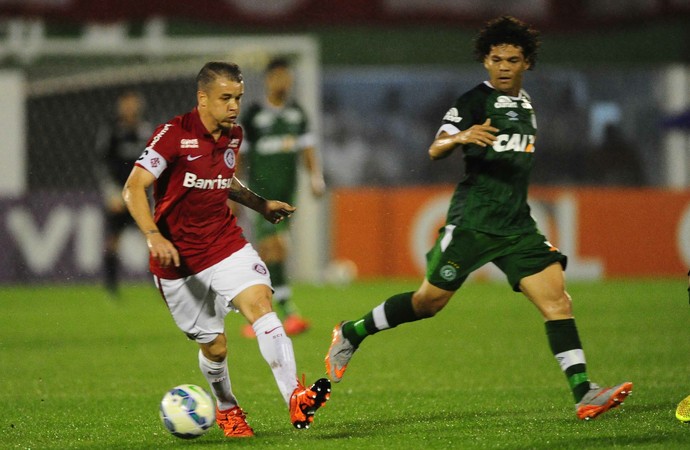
[
  {"left": 122, "top": 166, "right": 180, "bottom": 268},
  {"left": 227, "top": 176, "right": 295, "bottom": 224}
]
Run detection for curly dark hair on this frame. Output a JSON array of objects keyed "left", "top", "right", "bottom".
[{"left": 473, "top": 16, "right": 541, "bottom": 69}]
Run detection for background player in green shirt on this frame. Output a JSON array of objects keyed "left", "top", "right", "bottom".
[
  {"left": 325, "top": 15, "right": 632, "bottom": 420},
  {"left": 240, "top": 57, "right": 325, "bottom": 337}
]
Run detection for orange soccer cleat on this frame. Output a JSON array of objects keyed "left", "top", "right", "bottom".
[
  {"left": 576, "top": 381, "right": 633, "bottom": 420},
  {"left": 216, "top": 406, "right": 254, "bottom": 437},
  {"left": 289, "top": 377, "right": 331, "bottom": 429}
]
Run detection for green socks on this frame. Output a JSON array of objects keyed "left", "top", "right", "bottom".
[
  {"left": 546, "top": 318, "right": 591, "bottom": 402},
  {"left": 342, "top": 292, "right": 419, "bottom": 347}
]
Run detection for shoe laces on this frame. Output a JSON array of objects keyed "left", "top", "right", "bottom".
[
  {"left": 218, "top": 407, "right": 252, "bottom": 434},
  {"left": 294, "top": 374, "right": 316, "bottom": 406}
]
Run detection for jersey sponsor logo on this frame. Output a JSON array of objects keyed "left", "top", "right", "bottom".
[
  {"left": 492, "top": 133, "right": 536, "bottom": 153},
  {"left": 229, "top": 138, "right": 240, "bottom": 148},
  {"left": 521, "top": 100, "right": 533, "bottom": 110},
  {"left": 180, "top": 138, "right": 199, "bottom": 148},
  {"left": 146, "top": 123, "right": 172, "bottom": 152},
  {"left": 253, "top": 110, "right": 276, "bottom": 128},
  {"left": 182, "top": 172, "right": 233, "bottom": 189},
  {"left": 494, "top": 96, "right": 518, "bottom": 108},
  {"left": 224, "top": 149, "right": 236, "bottom": 168},
  {"left": 255, "top": 135, "right": 299, "bottom": 155},
  {"left": 283, "top": 108, "right": 303, "bottom": 124},
  {"left": 442, "top": 107, "right": 463, "bottom": 123}
]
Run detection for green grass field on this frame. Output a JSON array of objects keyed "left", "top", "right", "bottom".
[{"left": 2, "top": 278, "right": 689, "bottom": 449}]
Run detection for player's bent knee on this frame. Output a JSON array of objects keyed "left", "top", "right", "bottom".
[
  {"left": 234, "top": 284, "right": 274, "bottom": 323},
  {"left": 540, "top": 294, "right": 573, "bottom": 320},
  {"left": 199, "top": 335, "right": 227, "bottom": 361}
]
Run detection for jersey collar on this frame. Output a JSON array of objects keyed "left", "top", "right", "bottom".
[{"left": 484, "top": 81, "right": 525, "bottom": 100}]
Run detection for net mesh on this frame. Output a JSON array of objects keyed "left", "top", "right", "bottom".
[{"left": 24, "top": 50, "right": 310, "bottom": 191}]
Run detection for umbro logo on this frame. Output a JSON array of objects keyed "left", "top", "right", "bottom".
[
  {"left": 180, "top": 138, "right": 199, "bottom": 148},
  {"left": 506, "top": 111, "right": 519, "bottom": 121}
]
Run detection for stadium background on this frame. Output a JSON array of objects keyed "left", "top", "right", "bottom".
[{"left": 0, "top": 0, "right": 689, "bottom": 284}]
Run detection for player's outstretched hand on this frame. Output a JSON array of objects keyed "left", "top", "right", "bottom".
[
  {"left": 263, "top": 200, "right": 296, "bottom": 225},
  {"left": 147, "top": 232, "right": 180, "bottom": 268},
  {"left": 456, "top": 118, "right": 499, "bottom": 147}
]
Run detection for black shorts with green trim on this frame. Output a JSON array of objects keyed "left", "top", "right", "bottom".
[{"left": 425, "top": 226, "right": 567, "bottom": 292}]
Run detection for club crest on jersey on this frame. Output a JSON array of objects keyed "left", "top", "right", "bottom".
[
  {"left": 439, "top": 264, "right": 457, "bottom": 281},
  {"left": 224, "top": 148, "right": 236, "bottom": 169}
]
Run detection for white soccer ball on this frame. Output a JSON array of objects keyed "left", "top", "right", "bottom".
[
  {"left": 324, "top": 259, "right": 358, "bottom": 286},
  {"left": 159, "top": 384, "right": 216, "bottom": 439}
]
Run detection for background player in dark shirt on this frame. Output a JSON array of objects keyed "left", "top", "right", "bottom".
[
  {"left": 96, "top": 90, "right": 152, "bottom": 295},
  {"left": 239, "top": 57, "right": 325, "bottom": 337},
  {"left": 325, "top": 16, "right": 632, "bottom": 421}
]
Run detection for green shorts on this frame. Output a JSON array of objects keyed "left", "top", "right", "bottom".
[{"left": 426, "top": 226, "right": 567, "bottom": 292}]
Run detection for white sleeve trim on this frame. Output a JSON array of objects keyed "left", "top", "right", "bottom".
[{"left": 436, "top": 123, "right": 461, "bottom": 138}]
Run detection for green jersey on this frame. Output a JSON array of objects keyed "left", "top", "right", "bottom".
[
  {"left": 241, "top": 100, "right": 312, "bottom": 202},
  {"left": 441, "top": 82, "right": 538, "bottom": 235}
]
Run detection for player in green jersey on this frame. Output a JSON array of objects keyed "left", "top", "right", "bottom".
[
  {"left": 325, "top": 15, "right": 632, "bottom": 420},
  {"left": 239, "top": 57, "right": 325, "bottom": 337}
]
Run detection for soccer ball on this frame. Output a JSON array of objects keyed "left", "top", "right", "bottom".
[
  {"left": 676, "top": 394, "right": 690, "bottom": 423},
  {"left": 159, "top": 384, "right": 216, "bottom": 439}
]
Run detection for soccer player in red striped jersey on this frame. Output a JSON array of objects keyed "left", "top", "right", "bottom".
[{"left": 123, "top": 62, "right": 330, "bottom": 436}]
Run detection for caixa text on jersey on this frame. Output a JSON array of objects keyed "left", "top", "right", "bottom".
[{"left": 493, "top": 134, "right": 535, "bottom": 153}]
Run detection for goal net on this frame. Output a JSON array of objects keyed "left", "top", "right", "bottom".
[{"left": 15, "top": 34, "right": 324, "bottom": 282}]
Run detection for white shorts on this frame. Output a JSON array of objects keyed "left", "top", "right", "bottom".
[{"left": 154, "top": 243, "right": 272, "bottom": 343}]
